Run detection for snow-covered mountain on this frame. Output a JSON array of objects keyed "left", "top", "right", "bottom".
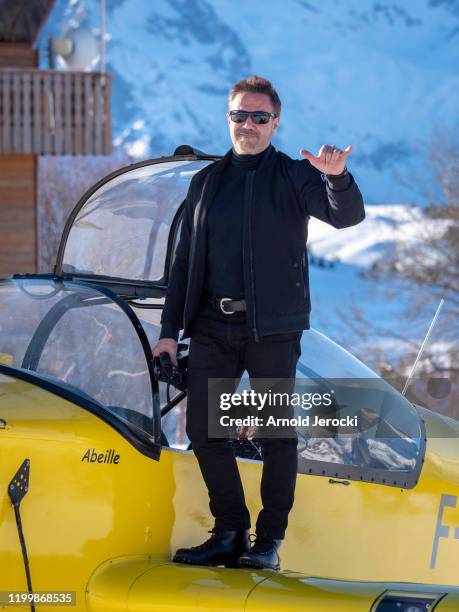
[
  {"left": 36, "top": 1, "right": 457, "bottom": 378},
  {"left": 38, "top": 0, "right": 459, "bottom": 205}
]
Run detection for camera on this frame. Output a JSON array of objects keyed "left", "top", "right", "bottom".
[{"left": 153, "top": 343, "right": 188, "bottom": 391}]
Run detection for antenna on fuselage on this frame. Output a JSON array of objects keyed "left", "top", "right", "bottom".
[{"left": 402, "top": 298, "right": 445, "bottom": 396}]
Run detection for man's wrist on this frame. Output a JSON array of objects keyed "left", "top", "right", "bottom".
[
  {"left": 324, "top": 166, "right": 352, "bottom": 192},
  {"left": 159, "top": 323, "right": 180, "bottom": 342},
  {"left": 325, "top": 165, "right": 348, "bottom": 179}
]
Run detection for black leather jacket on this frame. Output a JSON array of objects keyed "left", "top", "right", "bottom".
[{"left": 160, "top": 144, "right": 365, "bottom": 342}]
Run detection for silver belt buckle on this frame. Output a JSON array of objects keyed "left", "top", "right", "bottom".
[{"left": 220, "top": 297, "right": 235, "bottom": 315}]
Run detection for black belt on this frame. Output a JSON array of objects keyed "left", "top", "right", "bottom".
[{"left": 203, "top": 294, "right": 247, "bottom": 315}]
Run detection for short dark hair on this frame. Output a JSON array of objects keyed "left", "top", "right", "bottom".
[{"left": 228, "top": 75, "right": 281, "bottom": 116}]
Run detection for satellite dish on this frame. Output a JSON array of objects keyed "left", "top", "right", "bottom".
[{"left": 50, "top": 27, "right": 99, "bottom": 71}]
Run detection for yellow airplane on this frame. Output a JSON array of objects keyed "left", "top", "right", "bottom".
[{"left": 1, "top": 148, "right": 458, "bottom": 611}]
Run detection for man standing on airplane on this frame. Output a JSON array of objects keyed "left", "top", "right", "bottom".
[{"left": 153, "top": 75, "right": 365, "bottom": 570}]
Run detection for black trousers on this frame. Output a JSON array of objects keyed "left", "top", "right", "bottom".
[{"left": 186, "top": 304, "right": 302, "bottom": 540}]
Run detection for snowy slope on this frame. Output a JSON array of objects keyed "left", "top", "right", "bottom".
[
  {"left": 307, "top": 206, "right": 415, "bottom": 339},
  {"left": 306, "top": 204, "right": 453, "bottom": 362},
  {"left": 37, "top": 0, "right": 459, "bottom": 205},
  {"left": 308, "top": 203, "right": 435, "bottom": 267}
]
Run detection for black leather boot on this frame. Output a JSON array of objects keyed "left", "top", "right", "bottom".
[
  {"left": 237, "top": 535, "right": 282, "bottom": 571},
  {"left": 172, "top": 529, "right": 250, "bottom": 568}
]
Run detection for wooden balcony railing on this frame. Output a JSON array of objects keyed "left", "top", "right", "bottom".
[{"left": 0, "top": 68, "right": 112, "bottom": 155}]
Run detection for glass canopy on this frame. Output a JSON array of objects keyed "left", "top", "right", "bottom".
[
  {"left": 57, "top": 159, "right": 215, "bottom": 284},
  {"left": 293, "top": 330, "right": 424, "bottom": 486},
  {"left": 0, "top": 278, "right": 159, "bottom": 444}
]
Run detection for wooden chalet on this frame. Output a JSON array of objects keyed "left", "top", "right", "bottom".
[{"left": 0, "top": 0, "right": 112, "bottom": 275}]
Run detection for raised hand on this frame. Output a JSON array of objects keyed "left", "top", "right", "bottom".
[{"left": 300, "top": 144, "right": 352, "bottom": 175}]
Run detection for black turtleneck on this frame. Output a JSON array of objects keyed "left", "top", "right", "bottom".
[{"left": 204, "top": 146, "right": 269, "bottom": 298}]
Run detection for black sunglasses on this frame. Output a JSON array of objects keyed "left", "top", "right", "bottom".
[{"left": 229, "top": 110, "right": 277, "bottom": 125}]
